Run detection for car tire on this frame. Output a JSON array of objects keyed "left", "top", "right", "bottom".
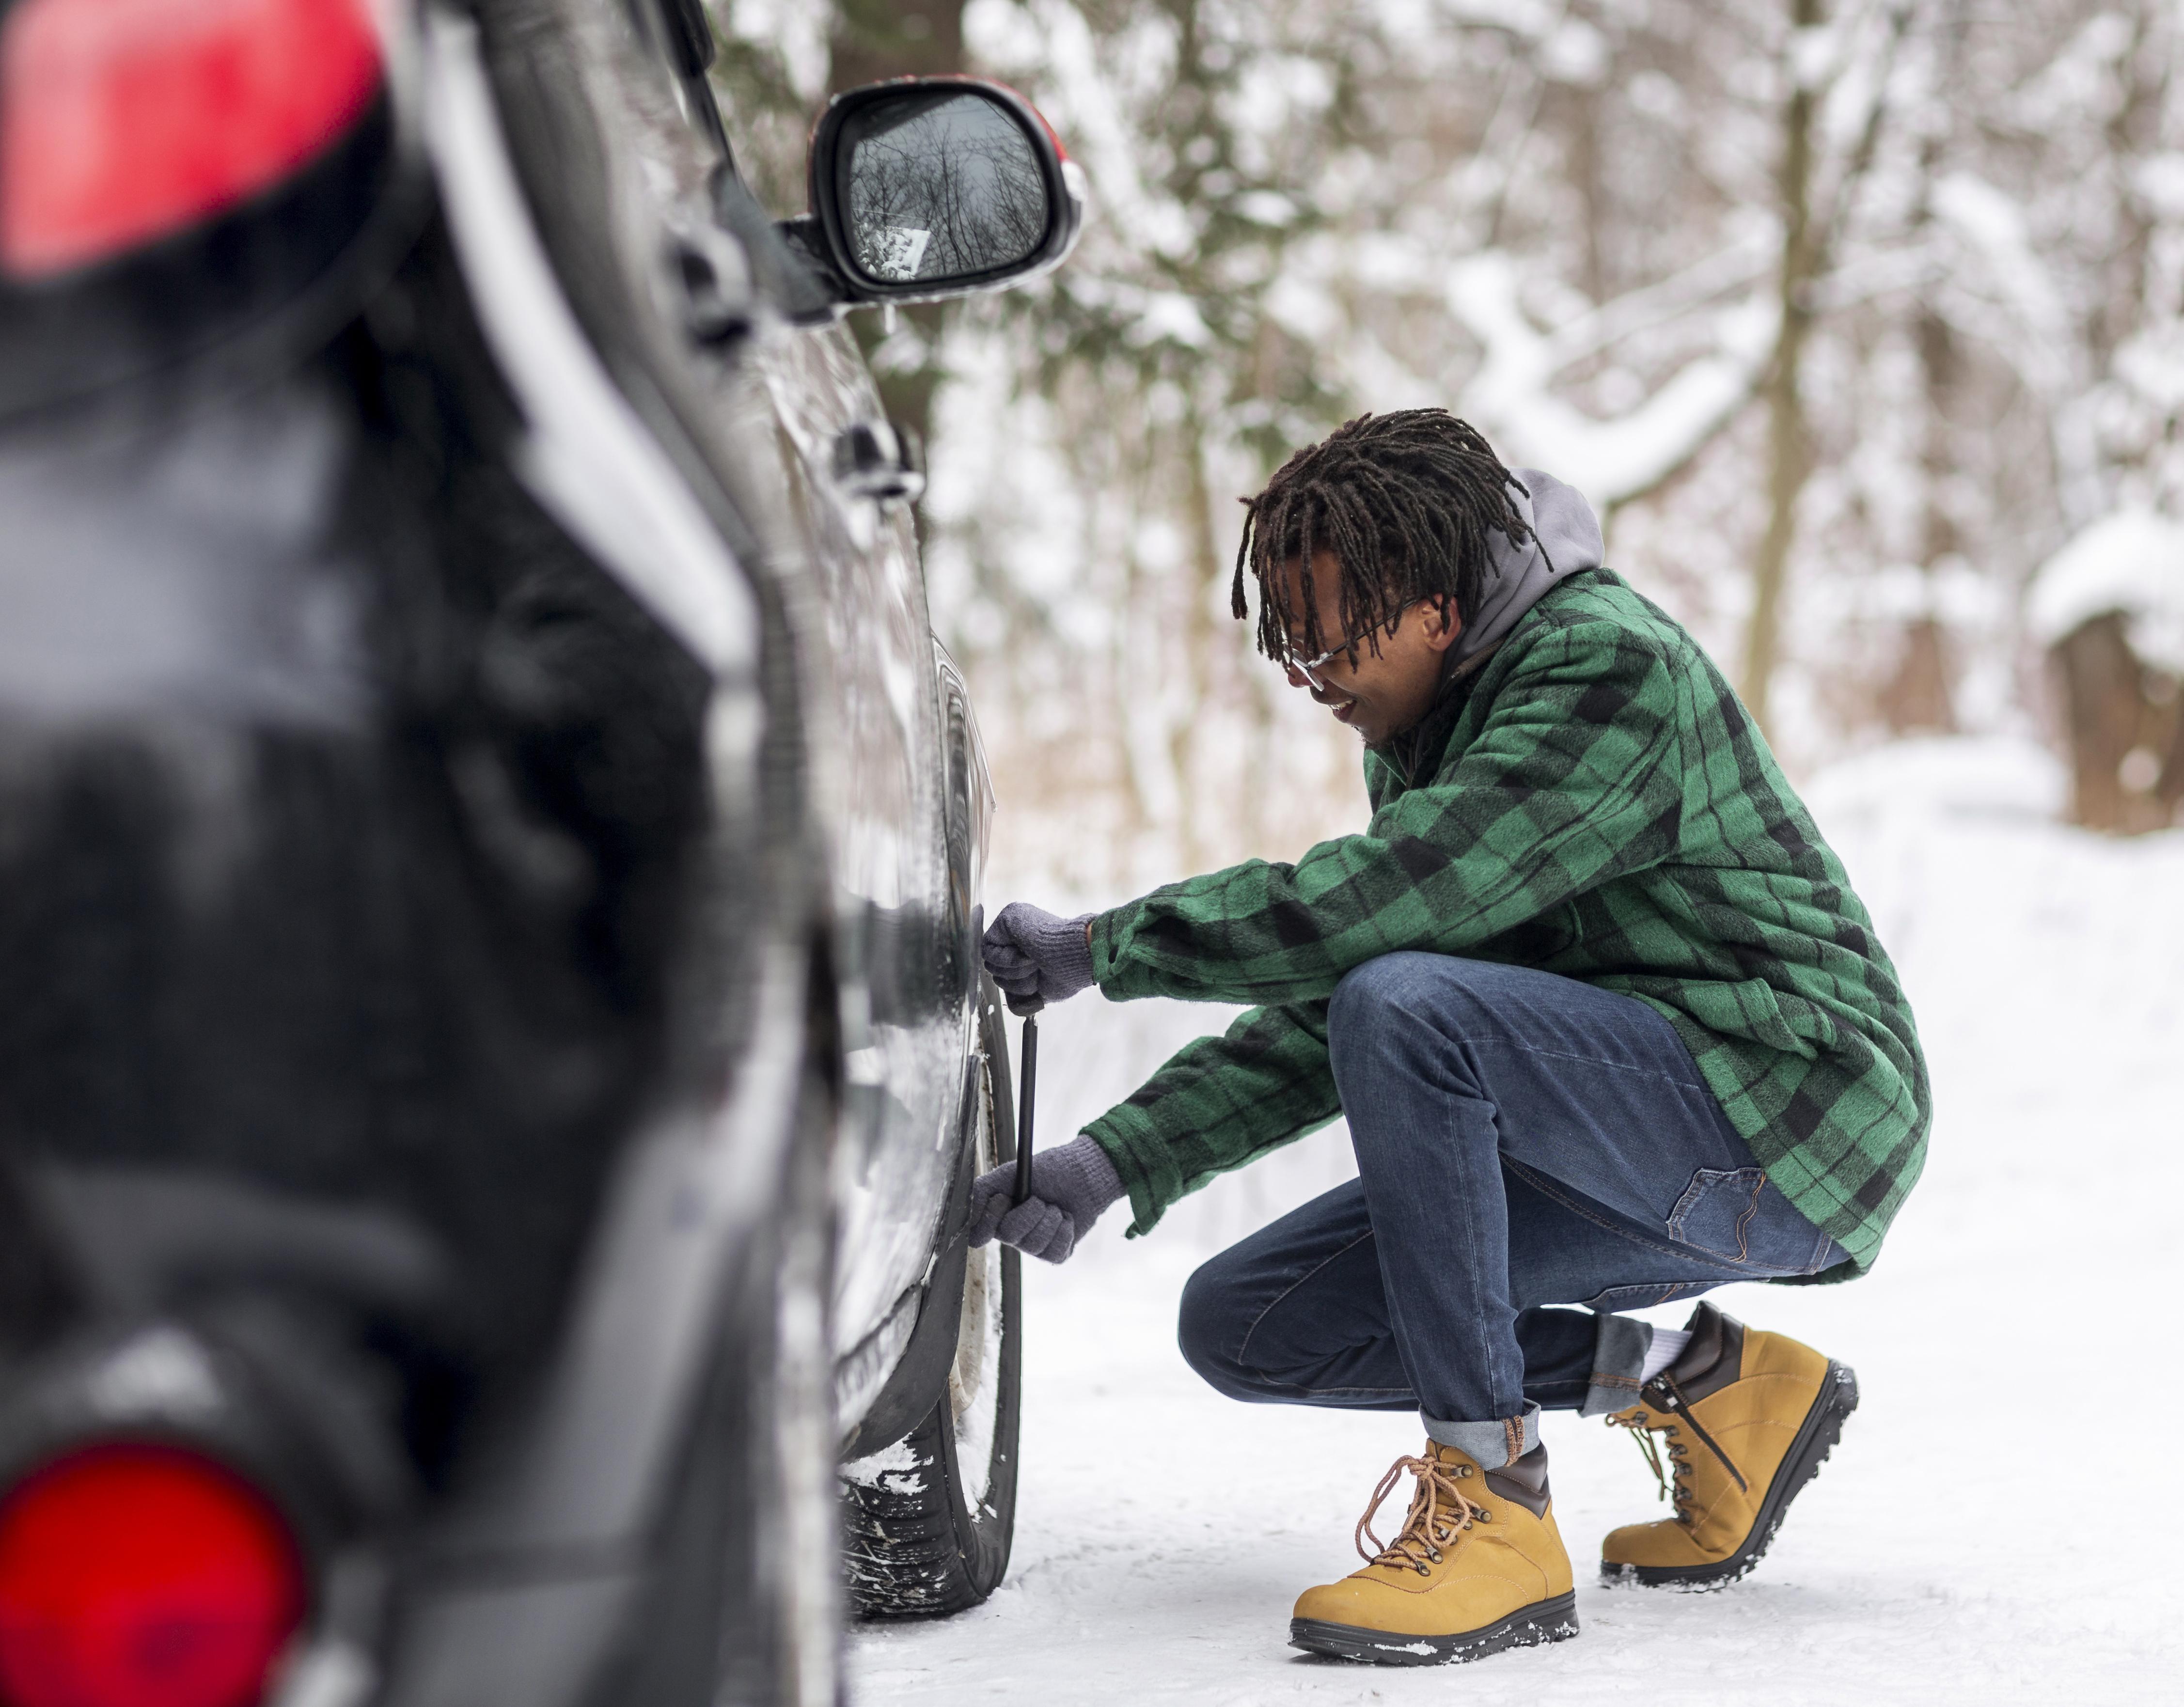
[{"left": 838, "top": 976, "right": 1022, "bottom": 1618}]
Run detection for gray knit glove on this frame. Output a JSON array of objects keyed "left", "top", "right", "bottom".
[
  {"left": 981, "top": 901, "right": 1097, "bottom": 1008},
  {"left": 966, "top": 1133, "right": 1125, "bottom": 1263}
]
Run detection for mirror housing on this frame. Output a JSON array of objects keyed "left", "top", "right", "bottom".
[{"left": 784, "top": 77, "right": 1082, "bottom": 308}]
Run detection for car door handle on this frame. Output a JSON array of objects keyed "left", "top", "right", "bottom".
[
  {"left": 832, "top": 419, "right": 925, "bottom": 504},
  {"left": 673, "top": 239, "right": 752, "bottom": 347}
]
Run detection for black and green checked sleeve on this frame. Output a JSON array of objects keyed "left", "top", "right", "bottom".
[
  {"left": 1084, "top": 1000, "right": 1340, "bottom": 1237},
  {"left": 1087, "top": 621, "right": 1684, "bottom": 1008}
]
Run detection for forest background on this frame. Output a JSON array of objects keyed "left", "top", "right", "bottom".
[{"left": 710, "top": 0, "right": 2184, "bottom": 888}]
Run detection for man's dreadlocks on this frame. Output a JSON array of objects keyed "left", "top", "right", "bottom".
[{"left": 1232, "top": 409, "right": 1532, "bottom": 668}]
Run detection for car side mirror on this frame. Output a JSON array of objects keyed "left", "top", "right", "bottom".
[{"left": 780, "top": 77, "right": 1082, "bottom": 308}]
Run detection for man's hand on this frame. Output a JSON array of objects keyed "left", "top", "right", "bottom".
[
  {"left": 981, "top": 901, "right": 1097, "bottom": 1008},
  {"left": 966, "top": 1133, "right": 1124, "bottom": 1263}
]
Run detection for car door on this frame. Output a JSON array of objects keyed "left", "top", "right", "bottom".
[{"left": 750, "top": 330, "right": 968, "bottom": 1407}]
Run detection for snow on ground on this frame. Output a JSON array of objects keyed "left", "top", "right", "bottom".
[{"left": 850, "top": 738, "right": 2184, "bottom": 1705}]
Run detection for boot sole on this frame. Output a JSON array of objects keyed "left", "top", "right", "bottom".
[
  {"left": 1289, "top": 1591, "right": 1579, "bottom": 1666},
  {"left": 1601, "top": 1358, "right": 1859, "bottom": 1592}
]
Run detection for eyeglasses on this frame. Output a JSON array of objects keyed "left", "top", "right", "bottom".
[{"left": 1279, "top": 600, "right": 1430, "bottom": 692}]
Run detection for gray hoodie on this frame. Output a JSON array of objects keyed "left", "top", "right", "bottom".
[{"left": 1449, "top": 467, "right": 1606, "bottom": 672}]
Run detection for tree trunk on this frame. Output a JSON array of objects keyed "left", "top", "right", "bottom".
[
  {"left": 1881, "top": 10, "right": 1964, "bottom": 737},
  {"left": 2054, "top": 612, "right": 2182, "bottom": 834},
  {"left": 1879, "top": 298, "right": 1960, "bottom": 734},
  {"left": 1738, "top": 0, "right": 1824, "bottom": 737},
  {"left": 1166, "top": 426, "right": 1227, "bottom": 874},
  {"left": 830, "top": 0, "right": 962, "bottom": 94},
  {"left": 830, "top": 0, "right": 967, "bottom": 454},
  {"left": 1879, "top": 617, "right": 1955, "bottom": 735}
]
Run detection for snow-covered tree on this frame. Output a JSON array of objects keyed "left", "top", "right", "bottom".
[{"left": 709, "top": 0, "right": 2184, "bottom": 866}]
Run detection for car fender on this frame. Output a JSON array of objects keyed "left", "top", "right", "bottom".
[{"left": 834, "top": 1050, "right": 984, "bottom": 1460}]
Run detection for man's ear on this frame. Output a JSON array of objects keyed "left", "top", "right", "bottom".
[{"left": 1423, "top": 594, "right": 1464, "bottom": 652}]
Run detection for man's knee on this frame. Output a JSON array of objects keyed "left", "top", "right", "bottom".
[
  {"left": 1177, "top": 1251, "right": 1258, "bottom": 1398},
  {"left": 1329, "top": 951, "right": 1488, "bottom": 1077}
]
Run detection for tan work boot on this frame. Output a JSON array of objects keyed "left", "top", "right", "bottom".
[
  {"left": 1290, "top": 1441, "right": 1578, "bottom": 1665},
  {"left": 1601, "top": 1302, "right": 1858, "bottom": 1589}
]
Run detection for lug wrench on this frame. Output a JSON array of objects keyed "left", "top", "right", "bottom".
[{"left": 1009, "top": 994, "right": 1042, "bottom": 1206}]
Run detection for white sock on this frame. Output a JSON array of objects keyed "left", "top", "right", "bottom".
[{"left": 1639, "top": 1328, "right": 1691, "bottom": 1383}]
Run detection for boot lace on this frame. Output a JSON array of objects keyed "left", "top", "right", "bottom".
[
  {"left": 1606, "top": 1373, "right": 1747, "bottom": 1525},
  {"left": 1353, "top": 1453, "right": 1488, "bottom": 1575}
]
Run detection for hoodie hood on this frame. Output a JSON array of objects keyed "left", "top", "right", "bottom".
[{"left": 1449, "top": 467, "right": 1605, "bottom": 669}]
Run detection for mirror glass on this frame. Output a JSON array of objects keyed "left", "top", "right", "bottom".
[{"left": 836, "top": 92, "right": 1051, "bottom": 286}]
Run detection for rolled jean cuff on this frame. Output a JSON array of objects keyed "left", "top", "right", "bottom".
[
  {"left": 1578, "top": 1314, "right": 1653, "bottom": 1417},
  {"left": 1422, "top": 1401, "right": 1540, "bottom": 1467}
]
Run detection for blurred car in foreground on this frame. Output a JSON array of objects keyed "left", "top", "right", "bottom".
[{"left": 0, "top": 0, "right": 1077, "bottom": 1702}]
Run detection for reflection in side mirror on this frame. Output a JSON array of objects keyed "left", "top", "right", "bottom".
[
  {"left": 799, "top": 77, "right": 1083, "bottom": 306},
  {"left": 837, "top": 92, "right": 1049, "bottom": 285}
]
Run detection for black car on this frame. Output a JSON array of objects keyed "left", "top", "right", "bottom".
[{"left": 0, "top": 1, "right": 1077, "bottom": 1703}]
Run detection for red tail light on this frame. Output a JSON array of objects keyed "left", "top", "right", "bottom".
[
  {"left": 0, "top": 0, "right": 385, "bottom": 280},
  {"left": 0, "top": 1443, "right": 307, "bottom": 1707}
]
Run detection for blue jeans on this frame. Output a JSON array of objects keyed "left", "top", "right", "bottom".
[{"left": 1177, "top": 954, "right": 1843, "bottom": 1466}]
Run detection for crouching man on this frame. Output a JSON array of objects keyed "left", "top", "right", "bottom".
[{"left": 973, "top": 409, "right": 1928, "bottom": 1666}]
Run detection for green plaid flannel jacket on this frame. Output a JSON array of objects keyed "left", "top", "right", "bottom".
[{"left": 1084, "top": 569, "right": 1928, "bottom": 1274}]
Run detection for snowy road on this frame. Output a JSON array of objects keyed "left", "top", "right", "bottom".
[{"left": 849, "top": 743, "right": 2184, "bottom": 1705}]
